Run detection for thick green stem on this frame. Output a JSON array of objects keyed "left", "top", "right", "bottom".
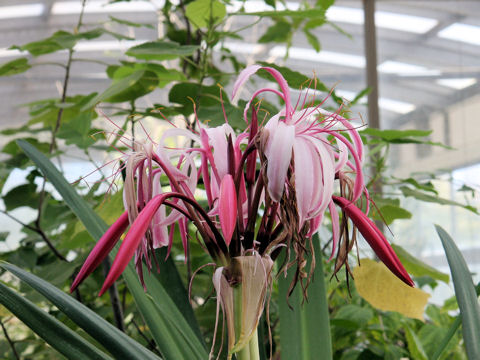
[
  {"left": 249, "top": 329, "right": 260, "bottom": 360},
  {"left": 236, "top": 329, "right": 259, "bottom": 360},
  {"left": 233, "top": 285, "right": 261, "bottom": 360}
]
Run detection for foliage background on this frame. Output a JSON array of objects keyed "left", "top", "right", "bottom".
[{"left": 0, "top": 0, "right": 478, "bottom": 359}]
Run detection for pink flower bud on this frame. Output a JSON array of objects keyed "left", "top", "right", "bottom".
[{"left": 219, "top": 174, "right": 237, "bottom": 246}]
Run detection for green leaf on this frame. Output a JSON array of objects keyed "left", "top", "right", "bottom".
[
  {"left": 370, "top": 198, "right": 412, "bottom": 225},
  {"left": 258, "top": 21, "right": 292, "bottom": 43},
  {"left": 81, "top": 70, "right": 158, "bottom": 110},
  {"left": 154, "top": 248, "right": 205, "bottom": 343},
  {"left": 11, "top": 29, "right": 105, "bottom": 56},
  {"left": 430, "top": 317, "right": 461, "bottom": 360},
  {"left": 237, "top": 8, "right": 326, "bottom": 18},
  {"left": 141, "top": 264, "right": 207, "bottom": 358},
  {"left": 111, "top": 62, "right": 186, "bottom": 88},
  {"left": 109, "top": 16, "right": 155, "bottom": 29},
  {"left": 0, "top": 58, "right": 31, "bottom": 76},
  {"left": 361, "top": 128, "right": 451, "bottom": 148},
  {"left": 126, "top": 41, "right": 199, "bottom": 61},
  {"left": 279, "top": 234, "right": 332, "bottom": 360},
  {"left": 57, "top": 112, "right": 97, "bottom": 149},
  {"left": 3, "top": 183, "right": 38, "bottom": 211},
  {"left": 334, "top": 304, "right": 373, "bottom": 327},
  {"left": 435, "top": 225, "right": 480, "bottom": 360},
  {"left": 317, "top": 0, "right": 335, "bottom": 9},
  {"left": 122, "top": 263, "right": 207, "bottom": 359},
  {"left": 391, "top": 244, "right": 449, "bottom": 284},
  {"left": 303, "top": 29, "right": 320, "bottom": 52},
  {"left": 185, "top": 0, "right": 226, "bottom": 28},
  {"left": 431, "top": 284, "right": 480, "bottom": 360},
  {"left": 0, "top": 281, "right": 112, "bottom": 360},
  {"left": 350, "top": 87, "right": 370, "bottom": 106},
  {"left": 400, "top": 186, "right": 478, "bottom": 214},
  {"left": 0, "top": 232, "right": 8, "bottom": 242},
  {"left": 17, "top": 140, "right": 106, "bottom": 240},
  {"left": 457, "top": 184, "right": 476, "bottom": 197},
  {"left": 404, "top": 325, "right": 429, "bottom": 360},
  {"left": 168, "top": 82, "right": 244, "bottom": 129},
  {"left": 17, "top": 140, "right": 206, "bottom": 359},
  {"left": 35, "top": 260, "right": 77, "bottom": 288},
  {"left": 1, "top": 262, "right": 160, "bottom": 360},
  {"left": 28, "top": 94, "right": 98, "bottom": 128},
  {"left": 362, "top": 128, "right": 432, "bottom": 140},
  {"left": 394, "top": 177, "right": 438, "bottom": 195}
]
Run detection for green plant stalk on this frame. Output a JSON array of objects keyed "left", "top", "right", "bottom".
[
  {"left": 248, "top": 329, "right": 260, "bottom": 360},
  {"left": 234, "top": 285, "right": 260, "bottom": 360}
]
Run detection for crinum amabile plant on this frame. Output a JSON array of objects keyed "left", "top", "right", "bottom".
[{"left": 71, "top": 65, "right": 413, "bottom": 359}]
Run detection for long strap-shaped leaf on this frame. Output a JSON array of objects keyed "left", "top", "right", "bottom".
[
  {"left": 278, "top": 234, "right": 333, "bottom": 360},
  {"left": 1, "top": 262, "right": 160, "bottom": 360},
  {"left": 154, "top": 247, "right": 204, "bottom": 344},
  {"left": 431, "top": 283, "right": 480, "bottom": 360},
  {"left": 435, "top": 225, "right": 480, "bottom": 360},
  {"left": 123, "top": 264, "right": 208, "bottom": 359},
  {"left": 0, "top": 281, "right": 112, "bottom": 360},
  {"left": 17, "top": 139, "right": 207, "bottom": 359}
]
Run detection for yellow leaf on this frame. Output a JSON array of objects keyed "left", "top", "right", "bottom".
[{"left": 353, "top": 258, "right": 430, "bottom": 320}]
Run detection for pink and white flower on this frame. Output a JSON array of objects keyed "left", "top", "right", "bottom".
[{"left": 72, "top": 65, "right": 413, "bottom": 315}]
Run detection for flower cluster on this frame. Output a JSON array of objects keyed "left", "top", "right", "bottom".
[{"left": 71, "top": 65, "right": 413, "bottom": 356}]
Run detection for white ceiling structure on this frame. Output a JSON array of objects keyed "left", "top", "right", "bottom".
[{"left": 1, "top": 0, "right": 479, "bottom": 146}]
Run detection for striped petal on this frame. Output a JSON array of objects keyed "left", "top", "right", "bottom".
[{"left": 264, "top": 122, "right": 295, "bottom": 202}]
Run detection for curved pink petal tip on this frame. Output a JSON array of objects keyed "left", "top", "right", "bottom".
[
  {"left": 332, "top": 196, "right": 414, "bottom": 287},
  {"left": 232, "top": 65, "right": 262, "bottom": 100},
  {"left": 70, "top": 211, "right": 129, "bottom": 293},
  {"left": 99, "top": 195, "right": 169, "bottom": 296}
]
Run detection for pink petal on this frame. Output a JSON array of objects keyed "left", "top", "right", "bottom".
[
  {"left": 232, "top": 65, "right": 262, "bottom": 100},
  {"left": 152, "top": 173, "right": 169, "bottom": 248},
  {"left": 219, "top": 174, "right": 237, "bottom": 246},
  {"left": 205, "top": 124, "right": 235, "bottom": 179},
  {"left": 332, "top": 196, "right": 414, "bottom": 287},
  {"left": 71, "top": 211, "right": 129, "bottom": 292},
  {"left": 99, "top": 194, "right": 169, "bottom": 296},
  {"left": 265, "top": 122, "right": 295, "bottom": 202},
  {"left": 312, "top": 138, "right": 335, "bottom": 215},
  {"left": 293, "top": 137, "right": 315, "bottom": 225},
  {"left": 232, "top": 65, "right": 293, "bottom": 121}
]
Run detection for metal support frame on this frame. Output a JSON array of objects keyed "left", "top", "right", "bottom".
[
  {"left": 363, "top": 0, "right": 384, "bottom": 231},
  {"left": 363, "top": 0, "right": 380, "bottom": 130}
]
